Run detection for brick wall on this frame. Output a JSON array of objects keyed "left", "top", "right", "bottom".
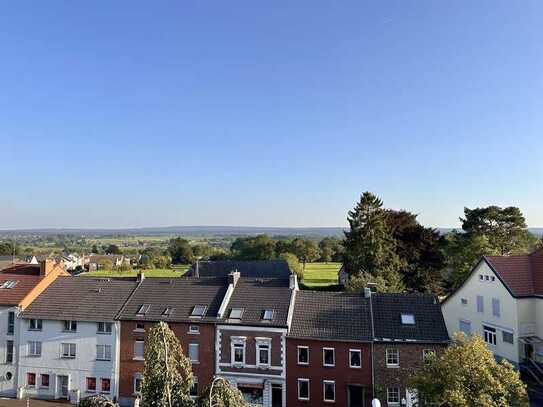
[{"left": 286, "top": 338, "right": 372, "bottom": 407}]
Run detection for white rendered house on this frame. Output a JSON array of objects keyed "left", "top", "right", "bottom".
[{"left": 442, "top": 247, "right": 543, "bottom": 367}]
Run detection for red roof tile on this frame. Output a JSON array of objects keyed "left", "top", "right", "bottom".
[{"left": 0, "top": 273, "right": 43, "bottom": 305}]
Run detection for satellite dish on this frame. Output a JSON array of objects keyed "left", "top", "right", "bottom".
[{"left": 372, "top": 399, "right": 381, "bottom": 407}]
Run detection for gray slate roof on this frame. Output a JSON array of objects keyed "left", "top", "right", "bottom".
[
  {"left": 371, "top": 293, "right": 449, "bottom": 343},
  {"left": 289, "top": 290, "right": 372, "bottom": 341},
  {"left": 117, "top": 277, "right": 228, "bottom": 323},
  {"left": 221, "top": 278, "right": 292, "bottom": 327},
  {"left": 187, "top": 260, "right": 291, "bottom": 280},
  {"left": 22, "top": 276, "right": 138, "bottom": 322}
]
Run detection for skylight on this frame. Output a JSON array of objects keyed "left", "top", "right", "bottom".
[
  {"left": 191, "top": 305, "right": 207, "bottom": 318},
  {"left": 229, "top": 308, "right": 244, "bottom": 319},
  {"left": 137, "top": 304, "right": 151, "bottom": 315},
  {"left": 262, "top": 309, "right": 274, "bottom": 321},
  {"left": 0, "top": 280, "right": 18, "bottom": 289},
  {"left": 163, "top": 307, "right": 174, "bottom": 316},
  {"left": 401, "top": 313, "right": 415, "bottom": 325}
]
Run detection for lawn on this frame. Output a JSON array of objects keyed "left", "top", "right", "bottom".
[
  {"left": 302, "top": 262, "right": 341, "bottom": 288},
  {"left": 80, "top": 265, "right": 189, "bottom": 278}
]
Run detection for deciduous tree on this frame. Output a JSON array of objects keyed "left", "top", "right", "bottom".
[{"left": 169, "top": 238, "right": 195, "bottom": 264}]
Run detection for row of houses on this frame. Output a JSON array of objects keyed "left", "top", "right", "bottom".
[
  {"left": 0, "top": 254, "right": 129, "bottom": 273},
  {"left": 0, "top": 260, "right": 448, "bottom": 407}
]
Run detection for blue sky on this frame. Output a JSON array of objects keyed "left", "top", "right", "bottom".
[{"left": 1, "top": 1, "right": 542, "bottom": 229}]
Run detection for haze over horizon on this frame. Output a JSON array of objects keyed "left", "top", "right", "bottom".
[{"left": 2, "top": 2, "right": 542, "bottom": 230}]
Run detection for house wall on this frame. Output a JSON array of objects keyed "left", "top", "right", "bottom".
[
  {"left": 216, "top": 325, "right": 287, "bottom": 407},
  {"left": 373, "top": 343, "right": 446, "bottom": 407},
  {"left": 441, "top": 261, "right": 520, "bottom": 364},
  {"left": 17, "top": 319, "right": 120, "bottom": 400},
  {"left": 118, "top": 320, "right": 215, "bottom": 406},
  {"left": 0, "top": 305, "right": 20, "bottom": 397},
  {"left": 286, "top": 338, "right": 372, "bottom": 407}
]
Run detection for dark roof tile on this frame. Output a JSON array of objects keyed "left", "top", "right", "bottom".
[{"left": 187, "top": 260, "right": 291, "bottom": 280}]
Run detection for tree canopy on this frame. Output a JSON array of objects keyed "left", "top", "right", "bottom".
[{"left": 168, "top": 238, "right": 195, "bottom": 264}]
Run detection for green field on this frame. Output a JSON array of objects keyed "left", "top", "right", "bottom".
[
  {"left": 81, "top": 265, "right": 189, "bottom": 278},
  {"left": 302, "top": 262, "right": 341, "bottom": 288}
]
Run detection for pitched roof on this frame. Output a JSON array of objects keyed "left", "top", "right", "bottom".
[
  {"left": 117, "top": 277, "right": 228, "bottom": 323},
  {"left": 187, "top": 260, "right": 291, "bottom": 280},
  {"left": 0, "top": 273, "right": 44, "bottom": 306},
  {"left": 371, "top": 293, "right": 449, "bottom": 343},
  {"left": 485, "top": 247, "right": 543, "bottom": 296},
  {"left": 221, "top": 278, "right": 292, "bottom": 327},
  {"left": 21, "top": 276, "right": 138, "bottom": 321},
  {"left": 289, "top": 290, "right": 372, "bottom": 341}
]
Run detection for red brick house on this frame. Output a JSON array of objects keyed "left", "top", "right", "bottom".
[
  {"left": 286, "top": 291, "right": 373, "bottom": 407},
  {"left": 115, "top": 275, "right": 228, "bottom": 406},
  {"left": 371, "top": 293, "right": 449, "bottom": 407}
]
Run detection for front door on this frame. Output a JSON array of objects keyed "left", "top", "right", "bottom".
[
  {"left": 271, "top": 384, "right": 282, "bottom": 407},
  {"left": 57, "top": 375, "right": 69, "bottom": 399},
  {"left": 347, "top": 385, "right": 364, "bottom": 407}
]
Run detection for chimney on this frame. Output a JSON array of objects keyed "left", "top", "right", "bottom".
[
  {"left": 137, "top": 272, "right": 145, "bottom": 282},
  {"left": 40, "top": 259, "right": 56, "bottom": 276},
  {"left": 289, "top": 274, "right": 299, "bottom": 290},
  {"left": 228, "top": 271, "right": 240, "bottom": 287},
  {"left": 363, "top": 287, "right": 372, "bottom": 298}
]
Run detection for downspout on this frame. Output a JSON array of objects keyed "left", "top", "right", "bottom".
[{"left": 369, "top": 290, "right": 376, "bottom": 400}]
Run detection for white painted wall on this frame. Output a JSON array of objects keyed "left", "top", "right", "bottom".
[
  {"left": 442, "top": 261, "right": 520, "bottom": 364},
  {"left": 17, "top": 318, "right": 121, "bottom": 400},
  {"left": 0, "top": 305, "right": 20, "bottom": 396}
]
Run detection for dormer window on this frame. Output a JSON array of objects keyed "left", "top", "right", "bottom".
[
  {"left": 401, "top": 314, "right": 415, "bottom": 325},
  {"left": 137, "top": 304, "right": 151, "bottom": 316},
  {"left": 162, "top": 307, "right": 174, "bottom": 316},
  {"left": 191, "top": 305, "right": 207, "bottom": 318},
  {"left": 229, "top": 308, "right": 244, "bottom": 320},
  {"left": 0, "top": 280, "right": 18, "bottom": 289},
  {"left": 262, "top": 309, "right": 274, "bottom": 321}
]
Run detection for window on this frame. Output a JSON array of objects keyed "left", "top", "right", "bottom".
[
  {"left": 461, "top": 298, "right": 468, "bottom": 306},
  {"left": 479, "top": 275, "right": 484, "bottom": 281},
  {"left": 191, "top": 305, "right": 207, "bottom": 318},
  {"left": 97, "top": 345, "right": 112, "bottom": 361},
  {"left": 323, "top": 381, "right": 335, "bottom": 402},
  {"left": 28, "top": 341, "right": 42, "bottom": 356},
  {"left": 87, "top": 377, "right": 97, "bottom": 392},
  {"left": 349, "top": 349, "right": 361, "bottom": 368},
  {"left": 189, "top": 325, "right": 200, "bottom": 334},
  {"left": 298, "top": 379, "right": 309, "bottom": 401},
  {"left": 485, "top": 275, "right": 490, "bottom": 281},
  {"left": 190, "top": 377, "right": 198, "bottom": 397},
  {"left": 257, "top": 340, "right": 271, "bottom": 367},
  {"left": 323, "top": 348, "right": 335, "bottom": 367},
  {"left": 134, "top": 373, "right": 142, "bottom": 394},
  {"left": 459, "top": 319, "right": 472, "bottom": 335},
  {"left": 503, "top": 331, "right": 514, "bottom": 344},
  {"left": 135, "top": 322, "right": 145, "bottom": 331},
  {"left": 262, "top": 309, "right": 274, "bottom": 321},
  {"left": 492, "top": 298, "right": 501, "bottom": 317},
  {"left": 163, "top": 307, "right": 174, "bottom": 316},
  {"left": 423, "top": 349, "right": 435, "bottom": 362},
  {"left": 101, "top": 378, "right": 111, "bottom": 394},
  {"left": 29, "top": 319, "right": 43, "bottom": 331},
  {"left": 27, "top": 373, "right": 36, "bottom": 387},
  {"left": 491, "top": 276, "right": 496, "bottom": 282},
  {"left": 134, "top": 340, "right": 145, "bottom": 360},
  {"left": 137, "top": 304, "right": 151, "bottom": 316},
  {"left": 61, "top": 343, "right": 76, "bottom": 358},
  {"left": 63, "top": 320, "right": 77, "bottom": 332},
  {"left": 401, "top": 313, "right": 415, "bottom": 325},
  {"left": 233, "top": 343, "right": 245, "bottom": 364},
  {"left": 477, "top": 296, "right": 484, "bottom": 313},
  {"left": 386, "top": 348, "right": 399, "bottom": 367},
  {"left": 7, "top": 312, "right": 14, "bottom": 335},
  {"left": 297, "top": 346, "right": 309, "bottom": 365},
  {"left": 229, "top": 308, "right": 244, "bottom": 319},
  {"left": 1, "top": 280, "right": 18, "bottom": 289},
  {"left": 6, "top": 340, "right": 13, "bottom": 364},
  {"left": 41, "top": 374, "right": 50, "bottom": 388},
  {"left": 97, "top": 322, "right": 112, "bottom": 334},
  {"left": 189, "top": 343, "right": 199, "bottom": 363},
  {"left": 483, "top": 325, "right": 497, "bottom": 345},
  {"left": 387, "top": 387, "right": 400, "bottom": 404}
]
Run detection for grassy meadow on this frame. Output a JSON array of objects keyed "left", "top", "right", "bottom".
[{"left": 81, "top": 265, "right": 189, "bottom": 278}]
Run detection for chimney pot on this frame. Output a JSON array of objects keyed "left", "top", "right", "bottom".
[
  {"left": 137, "top": 272, "right": 145, "bottom": 282},
  {"left": 289, "top": 274, "right": 299, "bottom": 290},
  {"left": 364, "top": 287, "right": 372, "bottom": 298},
  {"left": 228, "top": 271, "right": 240, "bottom": 287}
]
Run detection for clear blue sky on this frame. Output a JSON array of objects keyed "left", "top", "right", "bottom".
[{"left": 2, "top": 1, "right": 542, "bottom": 229}]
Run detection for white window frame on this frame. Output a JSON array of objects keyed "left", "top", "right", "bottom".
[
  {"left": 133, "top": 373, "right": 143, "bottom": 395},
  {"left": 28, "top": 341, "right": 42, "bottom": 357},
  {"left": 134, "top": 340, "right": 145, "bottom": 360},
  {"left": 387, "top": 387, "right": 400, "bottom": 404},
  {"left": 256, "top": 337, "right": 271, "bottom": 368},
  {"left": 29, "top": 319, "right": 43, "bottom": 331},
  {"left": 96, "top": 344, "right": 112, "bottom": 361},
  {"left": 231, "top": 336, "right": 246, "bottom": 366},
  {"left": 502, "top": 330, "right": 514, "bottom": 344},
  {"left": 190, "top": 376, "right": 198, "bottom": 397},
  {"left": 297, "top": 346, "right": 309, "bottom": 365},
  {"left": 297, "top": 378, "right": 310, "bottom": 401},
  {"left": 63, "top": 320, "right": 77, "bottom": 332},
  {"left": 492, "top": 298, "right": 501, "bottom": 317},
  {"left": 40, "top": 373, "right": 50, "bottom": 389},
  {"left": 322, "top": 347, "right": 335, "bottom": 367},
  {"left": 349, "top": 349, "right": 362, "bottom": 368},
  {"left": 189, "top": 343, "right": 199, "bottom": 363},
  {"left": 97, "top": 322, "right": 113, "bottom": 334},
  {"left": 5, "top": 340, "right": 14, "bottom": 364},
  {"left": 61, "top": 343, "right": 76, "bottom": 358},
  {"left": 483, "top": 325, "right": 497, "bottom": 346},
  {"left": 189, "top": 325, "right": 200, "bottom": 334},
  {"left": 101, "top": 377, "right": 111, "bottom": 394},
  {"left": 386, "top": 348, "right": 399, "bottom": 367},
  {"left": 323, "top": 380, "right": 335, "bottom": 402},
  {"left": 86, "top": 377, "right": 97, "bottom": 393}
]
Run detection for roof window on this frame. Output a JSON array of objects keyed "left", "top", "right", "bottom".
[
  {"left": 400, "top": 313, "right": 415, "bottom": 325},
  {"left": 162, "top": 307, "right": 174, "bottom": 316},
  {"left": 191, "top": 305, "right": 207, "bottom": 318},
  {"left": 229, "top": 308, "right": 244, "bottom": 320},
  {"left": 137, "top": 304, "right": 151, "bottom": 316},
  {"left": 262, "top": 309, "right": 274, "bottom": 321},
  {"left": 0, "top": 280, "right": 18, "bottom": 289}
]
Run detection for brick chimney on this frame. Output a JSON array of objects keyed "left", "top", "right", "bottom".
[
  {"left": 40, "top": 259, "right": 57, "bottom": 276},
  {"left": 228, "top": 270, "right": 240, "bottom": 287}
]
